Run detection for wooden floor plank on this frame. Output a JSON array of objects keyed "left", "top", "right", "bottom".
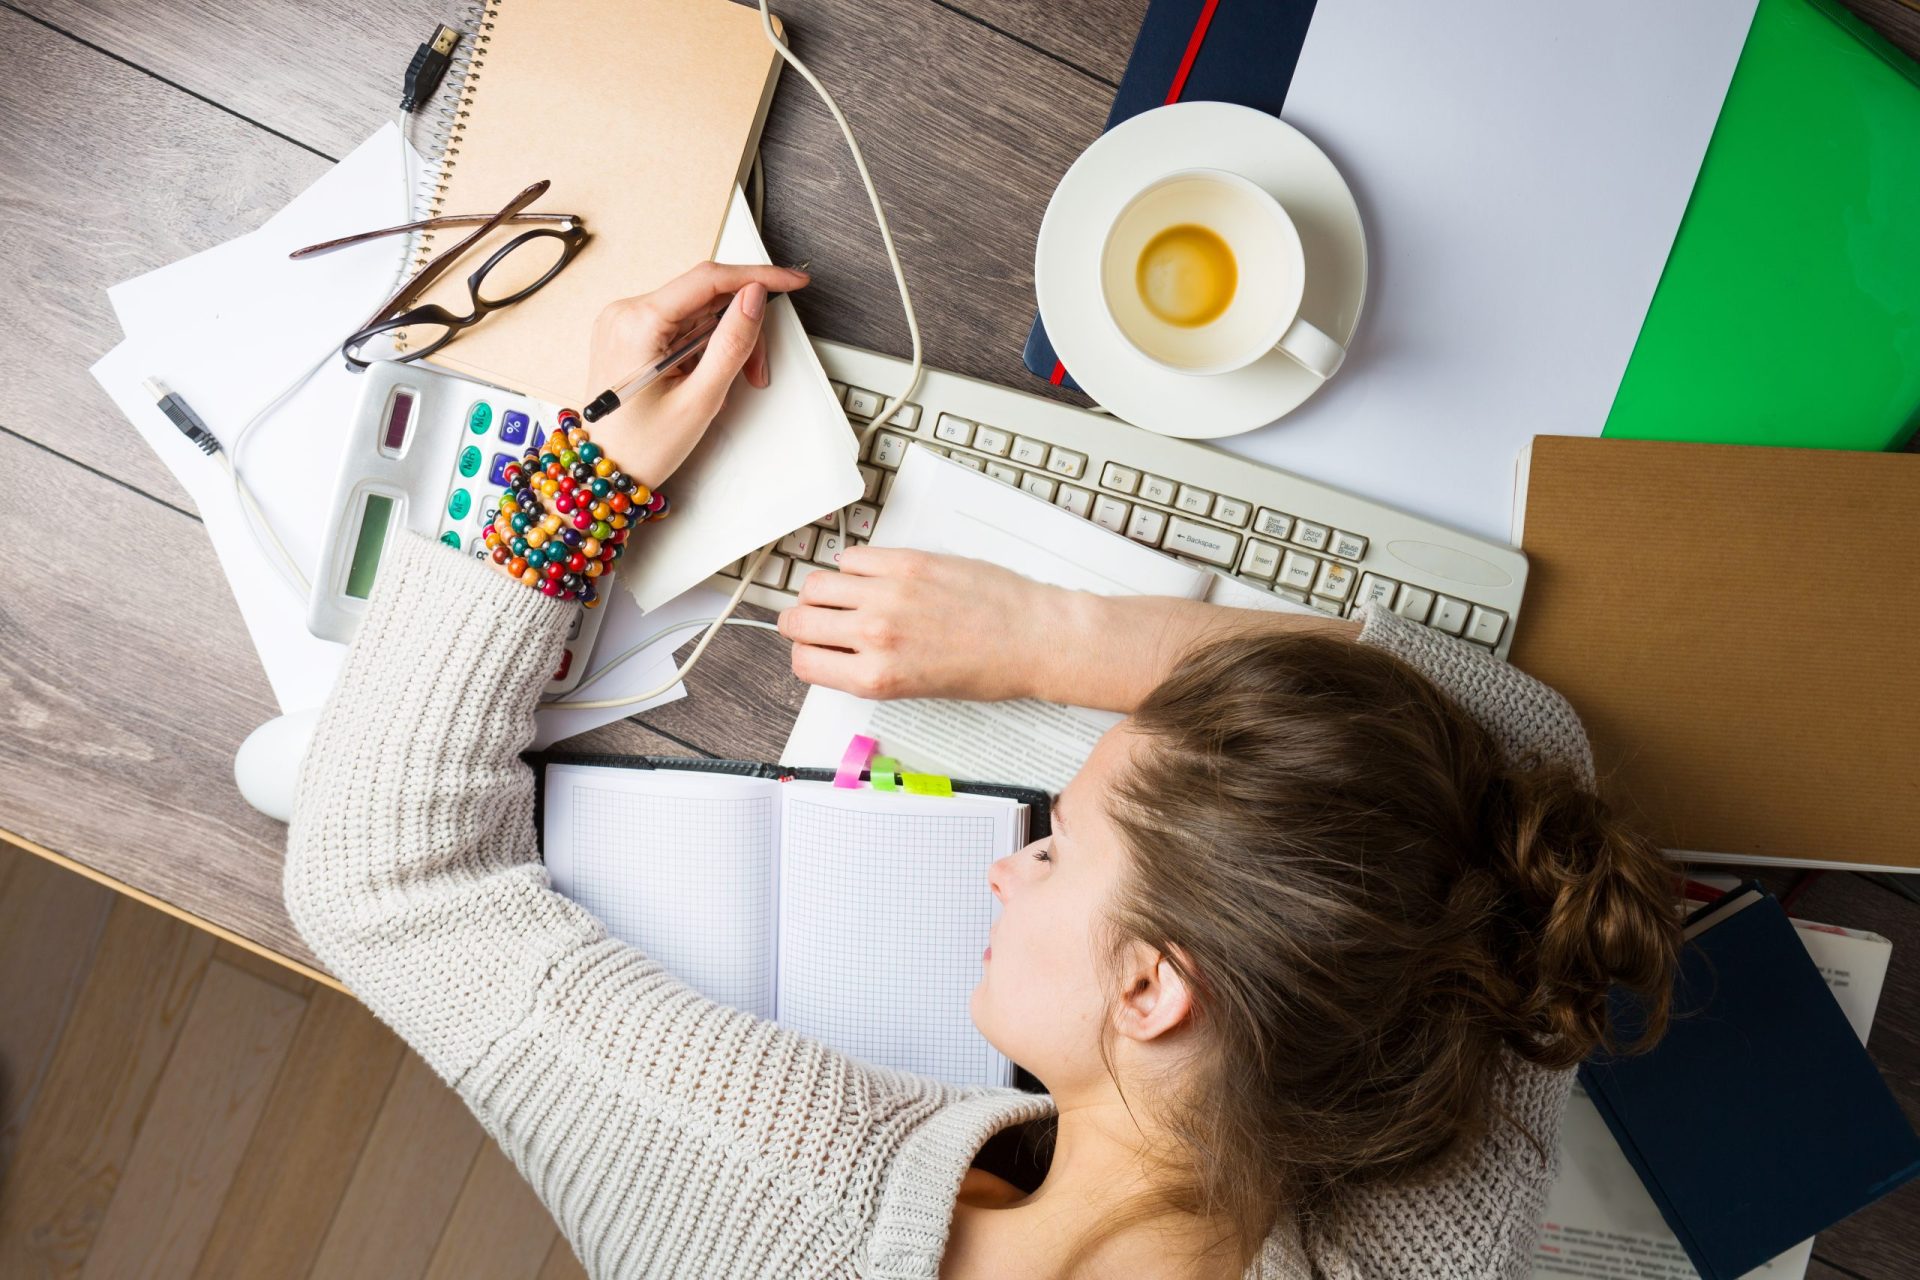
[
  {"left": 0, "top": 898, "right": 216, "bottom": 1278},
  {"left": 423, "top": 1141, "right": 566, "bottom": 1280},
  {"left": 212, "top": 938, "right": 315, "bottom": 996},
  {"left": 0, "top": 844, "right": 114, "bottom": 1184},
  {"left": 536, "top": 1233, "right": 590, "bottom": 1280},
  {"left": 308, "top": 1052, "right": 489, "bottom": 1280},
  {"left": 188, "top": 986, "right": 407, "bottom": 1280},
  {"left": 943, "top": 0, "right": 1137, "bottom": 83},
  {"left": 0, "top": 6, "right": 329, "bottom": 511},
  {"left": 633, "top": 605, "right": 810, "bottom": 762},
  {"left": 79, "top": 958, "right": 307, "bottom": 1279}
]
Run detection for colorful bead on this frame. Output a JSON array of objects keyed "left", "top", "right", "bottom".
[
  {"left": 589, "top": 477, "right": 612, "bottom": 499},
  {"left": 593, "top": 457, "right": 614, "bottom": 478},
  {"left": 568, "top": 426, "right": 588, "bottom": 447},
  {"left": 567, "top": 552, "right": 587, "bottom": 573},
  {"left": 590, "top": 520, "right": 613, "bottom": 540},
  {"left": 584, "top": 559, "right": 603, "bottom": 578},
  {"left": 572, "top": 509, "right": 592, "bottom": 531},
  {"left": 525, "top": 528, "right": 546, "bottom": 549},
  {"left": 554, "top": 492, "right": 575, "bottom": 514},
  {"left": 540, "top": 579, "right": 560, "bottom": 597},
  {"left": 607, "top": 513, "right": 627, "bottom": 530},
  {"left": 525, "top": 546, "right": 545, "bottom": 568},
  {"left": 608, "top": 492, "right": 630, "bottom": 514},
  {"left": 591, "top": 501, "right": 611, "bottom": 520},
  {"left": 508, "top": 556, "right": 528, "bottom": 577},
  {"left": 544, "top": 560, "right": 565, "bottom": 580},
  {"left": 578, "top": 441, "right": 602, "bottom": 463},
  {"left": 540, "top": 514, "right": 562, "bottom": 534},
  {"left": 561, "top": 528, "right": 583, "bottom": 548},
  {"left": 631, "top": 483, "right": 651, "bottom": 505},
  {"left": 510, "top": 536, "right": 528, "bottom": 557},
  {"left": 491, "top": 545, "right": 509, "bottom": 565},
  {"left": 579, "top": 536, "right": 601, "bottom": 558}
]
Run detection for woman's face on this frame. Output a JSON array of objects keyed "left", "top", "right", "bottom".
[{"left": 970, "top": 722, "right": 1143, "bottom": 1091}]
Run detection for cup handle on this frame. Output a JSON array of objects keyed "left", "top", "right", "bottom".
[{"left": 1275, "top": 315, "right": 1345, "bottom": 380}]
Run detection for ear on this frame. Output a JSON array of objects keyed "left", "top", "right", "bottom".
[{"left": 1112, "top": 941, "right": 1197, "bottom": 1044}]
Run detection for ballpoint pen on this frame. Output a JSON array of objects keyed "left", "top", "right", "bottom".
[{"left": 580, "top": 278, "right": 802, "bottom": 422}]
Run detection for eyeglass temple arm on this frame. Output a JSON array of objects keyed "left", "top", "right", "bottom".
[{"left": 290, "top": 211, "right": 577, "bottom": 260}]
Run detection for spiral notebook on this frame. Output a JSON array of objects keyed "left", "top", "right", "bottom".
[
  {"left": 532, "top": 753, "right": 1050, "bottom": 1088},
  {"left": 407, "top": 0, "right": 783, "bottom": 404}
]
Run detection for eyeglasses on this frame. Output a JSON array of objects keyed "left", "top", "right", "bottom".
[{"left": 291, "top": 179, "right": 588, "bottom": 370}]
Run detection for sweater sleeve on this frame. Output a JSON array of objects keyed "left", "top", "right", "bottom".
[
  {"left": 1322, "top": 604, "right": 1592, "bottom": 1280},
  {"left": 284, "top": 532, "right": 964, "bottom": 1277}
]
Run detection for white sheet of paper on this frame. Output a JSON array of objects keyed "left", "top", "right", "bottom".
[
  {"left": 1210, "top": 0, "right": 1758, "bottom": 544},
  {"left": 616, "top": 189, "right": 866, "bottom": 612}
]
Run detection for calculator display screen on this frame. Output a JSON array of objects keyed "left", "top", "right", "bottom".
[
  {"left": 345, "top": 494, "right": 395, "bottom": 600},
  {"left": 380, "top": 390, "right": 415, "bottom": 455}
]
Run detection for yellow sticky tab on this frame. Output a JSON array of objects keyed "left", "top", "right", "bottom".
[
  {"left": 871, "top": 757, "right": 899, "bottom": 791},
  {"left": 902, "top": 772, "right": 954, "bottom": 797}
]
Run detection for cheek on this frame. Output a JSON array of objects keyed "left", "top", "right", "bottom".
[{"left": 972, "top": 886, "right": 1108, "bottom": 1060}]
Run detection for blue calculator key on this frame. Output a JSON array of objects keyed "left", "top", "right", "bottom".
[
  {"left": 500, "top": 410, "right": 530, "bottom": 445},
  {"left": 488, "top": 452, "right": 517, "bottom": 486}
]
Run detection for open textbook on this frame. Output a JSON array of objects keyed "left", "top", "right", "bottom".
[
  {"left": 1532, "top": 901, "right": 1893, "bottom": 1280},
  {"left": 540, "top": 761, "right": 1031, "bottom": 1087},
  {"left": 782, "top": 449, "right": 1317, "bottom": 791}
]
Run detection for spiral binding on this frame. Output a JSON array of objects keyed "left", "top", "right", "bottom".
[{"left": 404, "top": 0, "right": 497, "bottom": 277}]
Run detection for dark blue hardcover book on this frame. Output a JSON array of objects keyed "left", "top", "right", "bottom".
[
  {"left": 1022, "top": 0, "right": 1320, "bottom": 390},
  {"left": 1578, "top": 883, "right": 1920, "bottom": 1280}
]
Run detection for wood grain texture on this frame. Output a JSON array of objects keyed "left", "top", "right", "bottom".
[
  {"left": 633, "top": 604, "right": 810, "bottom": 761},
  {"left": 423, "top": 1141, "right": 566, "bottom": 1280},
  {"left": 946, "top": 0, "right": 1138, "bottom": 83},
  {"left": 188, "top": 987, "right": 408, "bottom": 1280},
  {"left": 537, "top": 1234, "right": 591, "bottom": 1280},
  {"left": 0, "top": 898, "right": 215, "bottom": 1277},
  {"left": 1842, "top": 0, "right": 1920, "bottom": 56},
  {"left": 0, "top": 844, "right": 113, "bottom": 1183},
  {"left": 79, "top": 959, "right": 306, "bottom": 1279},
  {"left": 0, "top": 6, "right": 328, "bottom": 512},
  {"left": 308, "top": 1052, "right": 489, "bottom": 1280}
]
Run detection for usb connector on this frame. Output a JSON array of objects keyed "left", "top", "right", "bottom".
[{"left": 401, "top": 24, "right": 460, "bottom": 112}]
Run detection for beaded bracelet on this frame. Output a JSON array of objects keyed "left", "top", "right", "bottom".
[{"left": 480, "top": 408, "right": 669, "bottom": 607}]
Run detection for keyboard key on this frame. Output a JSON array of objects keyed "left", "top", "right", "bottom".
[
  {"left": 1430, "top": 595, "right": 1470, "bottom": 635},
  {"left": 1356, "top": 573, "right": 1399, "bottom": 610},
  {"left": 1140, "top": 474, "right": 1177, "bottom": 505},
  {"left": 1045, "top": 446, "right": 1087, "bottom": 479},
  {"left": 1092, "top": 495, "right": 1130, "bottom": 533},
  {"left": 1126, "top": 507, "right": 1168, "bottom": 545},
  {"left": 985, "top": 460, "right": 1021, "bottom": 486},
  {"left": 1020, "top": 472, "right": 1057, "bottom": 502},
  {"left": 1292, "top": 520, "right": 1331, "bottom": 552},
  {"left": 858, "top": 465, "right": 882, "bottom": 502},
  {"left": 887, "top": 402, "right": 922, "bottom": 430},
  {"left": 1466, "top": 605, "right": 1508, "bottom": 646},
  {"left": 787, "top": 560, "right": 823, "bottom": 592},
  {"left": 814, "top": 510, "right": 841, "bottom": 528},
  {"left": 1054, "top": 484, "right": 1093, "bottom": 518},
  {"left": 1100, "top": 462, "right": 1140, "bottom": 494},
  {"left": 1278, "top": 550, "right": 1319, "bottom": 592},
  {"left": 777, "top": 526, "right": 818, "bottom": 559},
  {"left": 1393, "top": 585, "right": 1434, "bottom": 622},
  {"left": 1174, "top": 484, "right": 1214, "bottom": 515},
  {"left": 1012, "top": 436, "right": 1049, "bottom": 467},
  {"left": 934, "top": 413, "right": 974, "bottom": 446},
  {"left": 871, "top": 431, "right": 911, "bottom": 469},
  {"left": 1240, "top": 539, "right": 1282, "bottom": 580},
  {"left": 845, "top": 503, "right": 880, "bottom": 538},
  {"left": 1314, "top": 561, "right": 1356, "bottom": 602},
  {"left": 1275, "top": 587, "right": 1309, "bottom": 604},
  {"left": 845, "top": 387, "right": 883, "bottom": 419},
  {"left": 879, "top": 472, "right": 898, "bottom": 504},
  {"left": 752, "top": 552, "right": 790, "bottom": 587},
  {"left": 717, "top": 559, "right": 743, "bottom": 577},
  {"left": 1212, "top": 496, "right": 1251, "bottom": 528},
  {"left": 1163, "top": 516, "right": 1239, "bottom": 567},
  {"left": 1310, "top": 596, "right": 1344, "bottom": 616},
  {"left": 1253, "top": 508, "right": 1293, "bottom": 540},
  {"left": 815, "top": 530, "right": 847, "bottom": 565},
  {"left": 950, "top": 453, "right": 985, "bottom": 472},
  {"left": 1330, "top": 529, "right": 1368, "bottom": 560},
  {"left": 973, "top": 424, "right": 1012, "bottom": 456},
  {"left": 829, "top": 380, "right": 849, "bottom": 404}
]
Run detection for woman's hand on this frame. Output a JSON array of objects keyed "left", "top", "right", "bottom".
[
  {"left": 584, "top": 260, "right": 811, "bottom": 490},
  {"left": 777, "top": 547, "right": 1066, "bottom": 702}
]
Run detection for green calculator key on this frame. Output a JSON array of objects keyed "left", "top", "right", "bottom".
[
  {"left": 459, "top": 445, "right": 482, "bottom": 477},
  {"left": 468, "top": 402, "right": 492, "bottom": 434},
  {"left": 448, "top": 488, "right": 471, "bottom": 520},
  {"left": 440, "top": 530, "right": 461, "bottom": 549}
]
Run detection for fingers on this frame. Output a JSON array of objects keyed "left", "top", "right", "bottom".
[
  {"left": 746, "top": 330, "right": 769, "bottom": 389},
  {"left": 646, "top": 261, "right": 808, "bottom": 329},
  {"left": 672, "top": 284, "right": 766, "bottom": 419},
  {"left": 788, "top": 643, "right": 898, "bottom": 700},
  {"left": 776, "top": 602, "right": 864, "bottom": 649}
]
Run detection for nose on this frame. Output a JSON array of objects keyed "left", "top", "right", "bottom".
[{"left": 987, "top": 852, "right": 1010, "bottom": 902}]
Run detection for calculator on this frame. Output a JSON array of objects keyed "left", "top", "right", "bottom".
[{"left": 308, "top": 360, "right": 607, "bottom": 694}]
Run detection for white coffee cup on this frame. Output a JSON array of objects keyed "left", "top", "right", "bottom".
[{"left": 1099, "top": 167, "right": 1345, "bottom": 380}]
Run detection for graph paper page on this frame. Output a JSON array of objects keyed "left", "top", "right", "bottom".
[
  {"left": 543, "top": 764, "right": 780, "bottom": 1020},
  {"left": 774, "top": 782, "right": 1025, "bottom": 1087}
]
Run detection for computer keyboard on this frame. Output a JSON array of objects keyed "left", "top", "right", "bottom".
[{"left": 713, "top": 340, "right": 1527, "bottom": 660}]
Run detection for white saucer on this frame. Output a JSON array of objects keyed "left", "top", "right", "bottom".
[{"left": 1034, "top": 102, "right": 1368, "bottom": 440}]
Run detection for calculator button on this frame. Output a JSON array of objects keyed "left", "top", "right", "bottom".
[
  {"left": 467, "top": 402, "right": 492, "bottom": 434},
  {"left": 1430, "top": 595, "right": 1471, "bottom": 635},
  {"left": 447, "top": 489, "right": 472, "bottom": 520},
  {"left": 551, "top": 647, "right": 573, "bottom": 682},
  {"left": 1044, "top": 447, "right": 1087, "bottom": 479},
  {"left": 934, "top": 414, "right": 974, "bottom": 446},
  {"left": 458, "top": 445, "right": 483, "bottom": 478},
  {"left": 1212, "top": 496, "right": 1251, "bottom": 528},
  {"left": 1330, "top": 530, "right": 1368, "bottom": 561},
  {"left": 1139, "top": 474, "right": 1177, "bottom": 505},
  {"left": 1253, "top": 508, "right": 1293, "bottom": 540},
  {"left": 1092, "top": 495, "right": 1130, "bottom": 533},
  {"left": 467, "top": 536, "right": 488, "bottom": 561},
  {"left": 500, "top": 410, "right": 530, "bottom": 445},
  {"left": 439, "top": 529, "right": 462, "bottom": 549},
  {"left": 1291, "top": 520, "right": 1331, "bottom": 551},
  {"left": 488, "top": 452, "right": 516, "bottom": 486},
  {"left": 566, "top": 610, "right": 583, "bottom": 640},
  {"left": 1174, "top": 484, "right": 1214, "bottom": 516},
  {"left": 1100, "top": 462, "right": 1140, "bottom": 494},
  {"left": 1466, "top": 606, "right": 1508, "bottom": 646},
  {"left": 972, "top": 425, "right": 1012, "bottom": 456}
]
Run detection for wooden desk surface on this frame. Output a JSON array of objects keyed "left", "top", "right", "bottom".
[{"left": 3, "top": 1, "right": 1918, "bottom": 1272}]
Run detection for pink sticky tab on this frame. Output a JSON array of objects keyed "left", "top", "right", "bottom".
[{"left": 834, "top": 734, "right": 879, "bottom": 789}]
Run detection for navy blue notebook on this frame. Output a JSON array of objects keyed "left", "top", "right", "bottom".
[
  {"left": 1579, "top": 883, "right": 1920, "bottom": 1279},
  {"left": 1021, "top": 0, "right": 1320, "bottom": 390}
]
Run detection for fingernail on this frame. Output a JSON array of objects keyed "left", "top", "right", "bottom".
[
  {"left": 782, "top": 260, "right": 812, "bottom": 277},
  {"left": 741, "top": 281, "right": 766, "bottom": 320}
]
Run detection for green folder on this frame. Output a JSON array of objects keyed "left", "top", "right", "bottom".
[{"left": 1604, "top": 0, "right": 1920, "bottom": 451}]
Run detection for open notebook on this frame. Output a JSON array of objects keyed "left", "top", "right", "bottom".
[{"left": 538, "top": 758, "right": 1039, "bottom": 1088}]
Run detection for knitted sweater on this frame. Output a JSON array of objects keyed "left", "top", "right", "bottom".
[{"left": 285, "top": 531, "right": 1595, "bottom": 1279}]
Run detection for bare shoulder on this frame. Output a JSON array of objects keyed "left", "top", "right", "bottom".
[{"left": 939, "top": 1173, "right": 1032, "bottom": 1280}]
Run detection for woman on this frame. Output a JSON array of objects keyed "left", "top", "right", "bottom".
[{"left": 285, "top": 261, "right": 1680, "bottom": 1279}]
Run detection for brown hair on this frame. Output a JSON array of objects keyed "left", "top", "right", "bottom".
[{"left": 1059, "top": 630, "right": 1680, "bottom": 1275}]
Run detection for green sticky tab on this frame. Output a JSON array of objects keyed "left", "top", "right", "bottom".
[
  {"left": 902, "top": 772, "right": 953, "bottom": 797},
  {"left": 870, "top": 757, "right": 899, "bottom": 791}
]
